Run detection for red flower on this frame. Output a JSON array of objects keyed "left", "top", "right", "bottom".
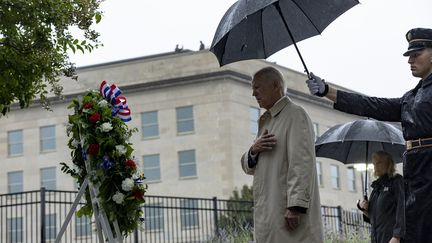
[
  {"left": 133, "top": 190, "right": 144, "bottom": 200},
  {"left": 125, "top": 159, "right": 136, "bottom": 170},
  {"left": 89, "top": 112, "right": 101, "bottom": 123},
  {"left": 83, "top": 102, "right": 93, "bottom": 109},
  {"left": 88, "top": 144, "right": 99, "bottom": 155}
]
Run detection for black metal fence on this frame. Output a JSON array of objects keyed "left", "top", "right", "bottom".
[{"left": 0, "top": 188, "right": 370, "bottom": 243}]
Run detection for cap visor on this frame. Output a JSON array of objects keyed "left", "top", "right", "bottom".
[{"left": 403, "top": 47, "right": 425, "bottom": 56}]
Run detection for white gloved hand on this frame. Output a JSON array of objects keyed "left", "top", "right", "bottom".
[{"left": 306, "top": 72, "right": 327, "bottom": 96}]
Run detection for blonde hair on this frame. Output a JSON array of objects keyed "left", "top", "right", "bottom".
[{"left": 372, "top": 151, "right": 396, "bottom": 177}]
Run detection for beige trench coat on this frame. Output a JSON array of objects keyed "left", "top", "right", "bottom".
[{"left": 241, "top": 97, "right": 323, "bottom": 243}]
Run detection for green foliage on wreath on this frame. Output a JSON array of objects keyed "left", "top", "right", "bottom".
[{"left": 61, "top": 89, "right": 147, "bottom": 237}]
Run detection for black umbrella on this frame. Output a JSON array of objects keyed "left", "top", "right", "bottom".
[
  {"left": 315, "top": 119, "right": 405, "bottom": 197},
  {"left": 210, "top": 0, "right": 359, "bottom": 76}
]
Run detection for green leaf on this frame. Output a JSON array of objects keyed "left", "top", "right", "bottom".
[
  {"left": 68, "top": 42, "right": 76, "bottom": 53},
  {"left": 76, "top": 44, "right": 85, "bottom": 54},
  {"left": 95, "top": 13, "right": 102, "bottom": 24}
]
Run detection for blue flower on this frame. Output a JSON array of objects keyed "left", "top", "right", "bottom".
[
  {"left": 81, "top": 150, "right": 88, "bottom": 161},
  {"left": 101, "top": 156, "right": 113, "bottom": 170}
]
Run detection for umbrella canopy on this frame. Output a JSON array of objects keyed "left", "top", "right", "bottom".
[
  {"left": 210, "top": 0, "right": 359, "bottom": 73},
  {"left": 315, "top": 119, "right": 406, "bottom": 196},
  {"left": 315, "top": 120, "right": 405, "bottom": 164}
]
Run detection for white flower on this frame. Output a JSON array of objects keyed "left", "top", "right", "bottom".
[
  {"left": 112, "top": 191, "right": 125, "bottom": 204},
  {"left": 121, "top": 178, "right": 135, "bottom": 191},
  {"left": 98, "top": 99, "right": 109, "bottom": 108},
  {"left": 71, "top": 139, "right": 79, "bottom": 148},
  {"left": 100, "top": 122, "right": 113, "bottom": 132},
  {"left": 132, "top": 167, "right": 143, "bottom": 180},
  {"left": 66, "top": 123, "right": 73, "bottom": 131},
  {"left": 116, "top": 145, "right": 127, "bottom": 155}
]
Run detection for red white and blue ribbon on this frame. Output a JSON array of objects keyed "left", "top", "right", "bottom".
[{"left": 99, "top": 80, "right": 131, "bottom": 122}]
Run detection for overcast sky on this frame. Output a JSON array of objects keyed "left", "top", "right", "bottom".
[{"left": 70, "top": 0, "right": 432, "bottom": 97}]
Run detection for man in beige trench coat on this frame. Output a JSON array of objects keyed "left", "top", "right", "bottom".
[{"left": 241, "top": 67, "right": 324, "bottom": 243}]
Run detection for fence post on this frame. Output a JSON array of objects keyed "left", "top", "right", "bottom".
[
  {"left": 134, "top": 228, "right": 139, "bottom": 243},
  {"left": 212, "top": 197, "right": 219, "bottom": 238},
  {"left": 337, "top": 206, "right": 343, "bottom": 236},
  {"left": 40, "top": 187, "right": 46, "bottom": 243}
]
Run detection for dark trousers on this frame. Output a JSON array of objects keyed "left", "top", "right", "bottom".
[{"left": 403, "top": 148, "right": 432, "bottom": 242}]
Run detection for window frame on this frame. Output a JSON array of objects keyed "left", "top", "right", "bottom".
[
  {"left": 178, "top": 150, "right": 197, "bottom": 179},
  {"left": 180, "top": 199, "right": 199, "bottom": 229},
  {"left": 143, "top": 154, "right": 161, "bottom": 183},
  {"left": 45, "top": 213, "right": 57, "bottom": 240},
  {"left": 40, "top": 167, "right": 57, "bottom": 190},
  {"left": 75, "top": 215, "right": 92, "bottom": 237},
  {"left": 330, "top": 164, "right": 340, "bottom": 190},
  {"left": 176, "top": 106, "right": 194, "bottom": 134},
  {"left": 144, "top": 203, "right": 165, "bottom": 232},
  {"left": 347, "top": 167, "right": 356, "bottom": 192},
  {"left": 40, "top": 125, "right": 56, "bottom": 152},
  {"left": 7, "top": 217, "right": 23, "bottom": 243},
  {"left": 141, "top": 111, "right": 159, "bottom": 139},
  {"left": 249, "top": 107, "right": 260, "bottom": 134},
  {"left": 8, "top": 171, "right": 24, "bottom": 193},
  {"left": 8, "top": 129, "right": 23, "bottom": 157}
]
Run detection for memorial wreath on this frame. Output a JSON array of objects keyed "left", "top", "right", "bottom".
[{"left": 61, "top": 81, "right": 146, "bottom": 237}]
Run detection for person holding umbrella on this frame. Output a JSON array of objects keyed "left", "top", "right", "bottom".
[
  {"left": 306, "top": 27, "right": 432, "bottom": 243},
  {"left": 357, "top": 151, "right": 405, "bottom": 243},
  {"left": 241, "top": 67, "right": 323, "bottom": 242}
]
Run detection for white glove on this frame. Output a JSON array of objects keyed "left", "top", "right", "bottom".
[{"left": 306, "top": 72, "right": 327, "bottom": 96}]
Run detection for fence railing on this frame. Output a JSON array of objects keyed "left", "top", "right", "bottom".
[{"left": 0, "top": 188, "right": 370, "bottom": 243}]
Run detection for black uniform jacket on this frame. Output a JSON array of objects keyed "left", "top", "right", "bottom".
[
  {"left": 333, "top": 73, "right": 432, "bottom": 242},
  {"left": 364, "top": 174, "right": 405, "bottom": 243}
]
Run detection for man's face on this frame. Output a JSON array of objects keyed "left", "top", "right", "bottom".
[
  {"left": 252, "top": 76, "right": 280, "bottom": 110},
  {"left": 408, "top": 48, "right": 432, "bottom": 79}
]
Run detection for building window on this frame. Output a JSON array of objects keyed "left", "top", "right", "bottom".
[
  {"left": 8, "top": 171, "right": 23, "bottom": 193},
  {"left": 45, "top": 214, "right": 57, "bottom": 240},
  {"left": 144, "top": 203, "right": 164, "bottom": 231},
  {"left": 7, "top": 217, "right": 23, "bottom": 243},
  {"left": 40, "top": 125, "right": 56, "bottom": 152},
  {"left": 249, "top": 107, "right": 260, "bottom": 134},
  {"left": 313, "top": 122, "right": 319, "bottom": 141},
  {"left": 8, "top": 130, "right": 23, "bottom": 156},
  {"left": 141, "top": 111, "right": 159, "bottom": 139},
  {"left": 178, "top": 150, "right": 197, "bottom": 178},
  {"left": 330, "top": 165, "right": 340, "bottom": 189},
  {"left": 347, "top": 167, "right": 356, "bottom": 192},
  {"left": 75, "top": 215, "right": 91, "bottom": 237},
  {"left": 180, "top": 199, "right": 199, "bottom": 229},
  {"left": 41, "top": 167, "right": 56, "bottom": 190},
  {"left": 316, "top": 162, "right": 323, "bottom": 187},
  {"left": 176, "top": 106, "right": 194, "bottom": 134},
  {"left": 143, "top": 154, "right": 161, "bottom": 182}
]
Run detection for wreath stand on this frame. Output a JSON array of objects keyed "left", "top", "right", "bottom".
[{"left": 55, "top": 139, "right": 124, "bottom": 242}]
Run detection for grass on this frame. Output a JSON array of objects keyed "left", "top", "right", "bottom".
[{"left": 208, "top": 227, "right": 369, "bottom": 243}]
